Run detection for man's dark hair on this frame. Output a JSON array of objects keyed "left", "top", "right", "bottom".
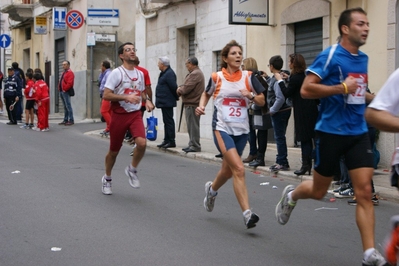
[
  {"left": 33, "top": 72, "right": 43, "bottom": 80},
  {"left": 12, "top": 62, "right": 18, "bottom": 69},
  {"left": 269, "top": 55, "right": 283, "bottom": 71},
  {"left": 118, "top": 42, "right": 134, "bottom": 62},
  {"left": 102, "top": 60, "right": 111, "bottom": 69},
  {"left": 34, "top": 68, "right": 44, "bottom": 80},
  {"left": 118, "top": 42, "right": 134, "bottom": 55},
  {"left": 187, "top": 57, "right": 198, "bottom": 66},
  {"left": 26, "top": 72, "right": 33, "bottom": 79},
  {"left": 338, "top": 7, "right": 367, "bottom": 36}
]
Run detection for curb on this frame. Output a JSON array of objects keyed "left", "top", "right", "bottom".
[{"left": 88, "top": 129, "right": 399, "bottom": 204}]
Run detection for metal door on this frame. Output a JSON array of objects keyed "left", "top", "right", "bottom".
[
  {"left": 55, "top": 38, "right": 65, "bottom": 113},
  {"left": 294, "top": 18, "right": 323, "bottom": 66}
]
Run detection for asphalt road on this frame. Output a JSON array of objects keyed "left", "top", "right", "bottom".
[{"left": 0, "top": 122, "right": 397, "bottom": 266}]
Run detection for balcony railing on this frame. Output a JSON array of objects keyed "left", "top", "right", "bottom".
[{"left": 0, "top": 0, "right": 34, "bottom": 21}]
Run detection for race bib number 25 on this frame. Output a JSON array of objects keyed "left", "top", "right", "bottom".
[{"left": 221, "top": 98, "right": 247, "bottom": 123}]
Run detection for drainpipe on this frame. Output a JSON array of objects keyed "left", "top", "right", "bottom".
[{"left": 269, "top": 0, "right": 277, "bottom": 27}]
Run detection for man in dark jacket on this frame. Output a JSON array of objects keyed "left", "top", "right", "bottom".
[
  {"left": 11, "top": 62, "right": 24, "bottom": 122},
  {"left": 4, "top": 68, "right": 22, "bottom": 125},
  {"left": 0, "top": 70, "right": 4, "bottom": 113},
  {"left": 155, "top": 56, "right": 178, "bottom": 149}
]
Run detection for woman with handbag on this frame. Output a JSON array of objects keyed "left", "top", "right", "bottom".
[
  {"left": 242, "top": 57, "right": 270, "bottom": 167},
  {"left": 276, "top": 53, "right": 318, "bottom": 175}
]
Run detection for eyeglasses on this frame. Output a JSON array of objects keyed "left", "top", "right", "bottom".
[{"left": 124, "top": 48, "right": 137, "bottom": 52}]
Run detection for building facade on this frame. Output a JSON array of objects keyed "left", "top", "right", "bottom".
[
  {"left": 0, "top": 0, "right": 136, "bottom": 120},
  {"left": 1, "top": 0, "right": 397, "bottom": 167}
]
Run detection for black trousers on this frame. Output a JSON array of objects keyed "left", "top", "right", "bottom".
[
  {"left": 5, "top": 97, "right": 17, "bottom": 123},
  {"left": 161, "top": 107, "right": 175, "bottom": 143},
  {"left": 257, "top": 129, "right": 268, "bottom": 158}
]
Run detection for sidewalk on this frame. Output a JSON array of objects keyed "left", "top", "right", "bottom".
[{"left": 89, "top": 126, "right": 399, "bottom": 204}]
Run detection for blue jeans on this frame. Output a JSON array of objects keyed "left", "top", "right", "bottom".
[
  {"left": 271, "top": 109, "right": 291, "bottom": 165},
  {"left": 60, "top": 91, "right": 74, "bottom": 122}
]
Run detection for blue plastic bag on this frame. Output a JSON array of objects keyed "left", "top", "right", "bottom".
[{"left": 146, "top": 113, "right": 158, "bottom": 141}]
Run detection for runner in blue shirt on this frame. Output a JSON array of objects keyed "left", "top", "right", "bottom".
[{"left": 275, "top": 7, "right": 389, "bottom": 266}]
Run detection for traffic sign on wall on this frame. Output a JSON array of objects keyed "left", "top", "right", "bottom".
[
  {"left": 34, "top": 16, "right": 47, "bottom": 34},
  {"left": 0, "top": 34, "right": 11, "bottom": 48},
  {"left": 53, "top": 7, "right": 67, "bottom": 30},
  {"left": 66, "top": 10, "right": 84, "bottom": 30}
]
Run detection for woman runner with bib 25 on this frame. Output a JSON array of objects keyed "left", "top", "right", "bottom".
[{"left": 196, "top": 40, "right": 266, "bottom": 229}]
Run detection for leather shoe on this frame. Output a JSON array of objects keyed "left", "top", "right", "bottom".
[
  {"left": 183, "top": 148, "right": 199, "bottom": 153},
  {"left": 163, "top": 143, "right": 176, "bottom": 149},
  {"left": 6, "top": 122, "right": 17, "bottom": 125},
  {"left": 215, "top": 153, "right": 223, "bottom": 158},
  {"left": 249, "top": 159, "right": 265, "bottom": 167},
  {"left": 243, "top": 154, "right": 256, "bottom": 163},
  {"left": 157, "top": 141, "right": 168, "bottom": 148}
]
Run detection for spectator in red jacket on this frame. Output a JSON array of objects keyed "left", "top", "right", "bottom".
[
  {"left": 34, "top": 72, "right": 50, "bottom": 131},
  {"left": 58, "top": 60, "right": 74, "bottom": 125},
  {"left": 20, "top": 72, "right": 36, "bottom": 129}
]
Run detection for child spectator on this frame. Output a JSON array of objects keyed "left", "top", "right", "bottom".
[
  {"left": 20, "top": 72, "right": 35, "bottom": 129},
  {"left": 34, "top": 72, "right": 49, "bottom": 131}
]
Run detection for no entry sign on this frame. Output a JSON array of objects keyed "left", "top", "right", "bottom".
[{"left": 66, "top": 10, "right": 84, "bottom": 30}]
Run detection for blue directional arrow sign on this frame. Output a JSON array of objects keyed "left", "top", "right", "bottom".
[
  {"left": 0, "top": 34, "right": 11, "bottom": 48},
  {"left": 87, "top": 9, "right": 119, "bottom": 17},
  {"left": 87, "top": 9, "right": 119, "bottom": 26}
]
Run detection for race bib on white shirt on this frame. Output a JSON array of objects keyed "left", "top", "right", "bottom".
[
  {"left": 347, "top": 73, "right": 367, "bottom": 104},
  {"left": 222, "top": 98, "right": 247, "bottom": 123},
  {"left": 119, "top": 85, "right": 141, "bottom": 112}
]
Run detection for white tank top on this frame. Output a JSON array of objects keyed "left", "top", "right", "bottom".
[{"left": 212, "top": 71, "right": 251, "bottom": 135}]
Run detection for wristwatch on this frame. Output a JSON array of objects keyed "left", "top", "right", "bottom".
[
  {"left": 146, "top": 97, "right": 152, "bottom": 102},
  {"left": 250, "top": 92, "right": 255, "bottom": 100}
]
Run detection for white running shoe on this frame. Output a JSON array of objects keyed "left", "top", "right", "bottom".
[
  {"left": 125, "top": 166, "right": 140, "bottom": 188},
  {"left": 275, "top": 185, "right": 296, "bottom": 225},
  {"left": 101, "top": 175, "right": 112, "bottom": 195},
  {"left": 362, "top": 249, "right": 389, "bottom": 266},
  {"left": 203, "top": 181, "right": 217, "bottom": 212}
]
